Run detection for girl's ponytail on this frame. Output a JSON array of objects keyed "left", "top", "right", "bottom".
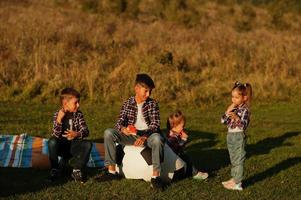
[{"left": 245, "top": 83, "right": 252, "bottom": 106}]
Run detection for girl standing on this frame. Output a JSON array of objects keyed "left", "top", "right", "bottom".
[{"left": 221, "top": 82, "right": 252, "bottom": 190}]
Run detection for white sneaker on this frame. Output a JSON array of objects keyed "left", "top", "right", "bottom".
[
  {"left": 222, "top": 178, "right": 236, "bottom": 185},
  {"left": 223, "top": 182, "right": 243, "bottom": 191},
  {"left": 193, "top": 172, "right": 208, "bottom": 180},
  {"left": 222, "top": 179, "right": 232, "bottom": 185}
]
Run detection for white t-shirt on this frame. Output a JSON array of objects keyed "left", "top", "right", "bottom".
[{"left": 134, "top": 102, "right": 148, "bottom": 131}]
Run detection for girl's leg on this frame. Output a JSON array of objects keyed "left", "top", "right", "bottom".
[{"left": 224, "top": 132, "right": 246, "bottom": 189}]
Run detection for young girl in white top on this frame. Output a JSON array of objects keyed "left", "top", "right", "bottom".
[{"left": 221, "top": 82, "right": 252, "bottom": 191}]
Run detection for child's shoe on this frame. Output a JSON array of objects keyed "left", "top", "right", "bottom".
[
  {"left": 193, "top": 172, "right": 208, "bottom": 180},
  {"left": 150, "top": 177, "right": 165, "bottom": 191},
  {"left": 47, "top": 168, "right": 60, "bottom": 182},
  {"left": 223, "top": 181, "right": 243, "bottom": 191},
  {"left": 94, "top": 171, "right": 122, "bottom": 182},
  {"left": 72, "top": 169, "right": 85, "bottom": 183},
  {"left": 222, "top": 178, "right": 234, "bottom": 185}
]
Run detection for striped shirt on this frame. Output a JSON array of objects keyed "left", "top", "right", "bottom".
[
  {"left": 52, "top": 110, "right": 89, "bottom": 139},
  {"left": 115, "top": 96, "right": 160, "bottom": 137},
  {"left": 221, "top": 104, "right": 250, "bottom": 133}
]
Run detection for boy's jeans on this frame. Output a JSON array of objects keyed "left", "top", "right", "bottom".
[
  {"left": 104, "top": 128, "right": 164, "bottom": 172},
  {"left": 227, "top": 131, "right": 246, "bottom": 183},
  {"left": 48, "top": 137, "right": 92, "bottom": 170}
]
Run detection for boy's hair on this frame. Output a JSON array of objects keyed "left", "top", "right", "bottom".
[
  {"left": 135, "top": 73, "right": 155, "bottom": 89},
  {"left": 167, "top": 110, "right": 186, "bottom": 131},
  {"left": 60, "top": 88, "right": 80, "bottom": 104},
  {"left": 232, "top": 81, "right": 252, "bottom": 106}
]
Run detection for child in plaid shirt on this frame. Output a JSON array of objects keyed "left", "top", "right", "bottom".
[
  {"left": 167, "top": 110, "right": 208, "bottom": 180},
  {"left": 48, "top": 88, "right": 92, "bottom": 183},
  {"left": 221, "top": 81, "right": 252, "bottom": 191},
  {"left": 97, "top": 74, "right": 165, "bottom": 190}
]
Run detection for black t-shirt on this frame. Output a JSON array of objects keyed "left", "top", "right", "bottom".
[{"left": 61, "top": 112, "right": 74, "bottom": 134}]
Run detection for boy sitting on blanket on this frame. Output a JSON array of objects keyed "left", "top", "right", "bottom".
[
  {"left": 96, "top": 74, "right": 165, "bottom": 190},
  {"left": 47, "top": 88, "right": 92, "bottom": 183}
]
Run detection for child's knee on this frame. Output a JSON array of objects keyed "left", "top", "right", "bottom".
[
  {"left": 149, "top": 134, "right": 163, "bottom": 146},
  {"left": 83, "top": 141, "right": 92, "bottom": 151},
  {"left": 104, "top": 128, "right": 115, "bottom": 139}
]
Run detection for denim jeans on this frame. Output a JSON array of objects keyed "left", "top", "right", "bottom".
[
  {"left": 104, "top": 128, "right": 164, "bottom": 172},
  {"left": 48, "top": 136, "right": 92, "bottom": 170},
  {"left": 227, "top": 131, "right": 246, "bottom": 183}
]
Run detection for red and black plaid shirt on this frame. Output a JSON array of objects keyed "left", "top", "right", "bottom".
[
  {"left": 115, "top": 96, "right": 160, "bottom": 137},
  {"left": 221, "top": 104, "right": 250, "bottom": 132},
  {"left": 52, "top": 110, "right": 89, "bottom": 139}
]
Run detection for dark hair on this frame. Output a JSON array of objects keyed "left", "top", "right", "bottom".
[
  {"left": 167, "top": 110, "right": 186, "bottom": 131},
  {"left": 135, "top": 73, "right": 155, "bottom": 89},
  {"left": 232, "top": 81, "right": 252, "bottom": 106},
  {"left": 60, "top": 88, "right": 80, "bottom": 103}
]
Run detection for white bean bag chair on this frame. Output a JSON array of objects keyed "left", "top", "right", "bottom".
[{"left": 116, "top": 144, "right": 186, "bottom": 182}]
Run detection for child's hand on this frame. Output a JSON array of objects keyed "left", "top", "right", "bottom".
[
  {"left": 226, "top": 103, "right": 236, "bottom": 114},
  {"left": 228, "top": 112, "right": 239, "bottom": 121},
  {"left": 63, "top": 130, "right": 79, "bottom": 140},
  {"left": 180, "top": 131, "right": 188, "bottom": 140},
  {"left": 56, "top": 108, "right": 66, "bottom": 124},
  {"left": 121, "top": 127, "right": 132, "bottom": 136},
  {"left": 134, "top": 136, "right": 147, "bottom": 147}
]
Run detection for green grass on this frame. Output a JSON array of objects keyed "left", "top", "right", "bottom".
[{"left": 0, "top": 101, "right": 300, "bottom": 199}]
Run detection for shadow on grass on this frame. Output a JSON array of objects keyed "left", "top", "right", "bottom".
[
  {"left": 182, "top": 131, "right": 301, "bottom": 178},
  {"left": 244, "top": 156, "right": 301, "bottom": 187},
  {"left": 0, "top": 168, "right": 68, "bottom": 198},
  {"left": 169, "top": 129, "right": 230, "bottom": 174},
  {"left": 0, "top": 167, "right": 102, "bottom": 198},
  {"left": 247, "top": 131, "right": 300, "bottom": 158}
]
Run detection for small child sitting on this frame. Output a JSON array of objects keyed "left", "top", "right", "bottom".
[
  {"left": 47, "top": 88, "right": 92, "bottom": 183},
  {"left": 166, "top": 110, "right": 208, "bottom": 180}
]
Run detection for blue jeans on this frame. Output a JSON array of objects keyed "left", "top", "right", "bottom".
[
  {"left": 104, "top": 128, "right": 164, "bottom": 172},
  {"left": 48, "top": 137, "right": 92, "bottom": 170},
  {"left": 227, "top": 132, "right": 246, "bottom": 183}
]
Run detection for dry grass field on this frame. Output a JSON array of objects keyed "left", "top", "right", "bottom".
[{"left": 0, "top": 0, "right": 300, "bottom": 106}]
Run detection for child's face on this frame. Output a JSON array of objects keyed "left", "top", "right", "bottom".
[
  {"left": 172, "top": 121, "right": 185, "bottom": 133},
  {"left": 231, "top": 89, "right": 246, "bottom": 106},
  {"left": 135, "top": 84, "right": 152, "bottom": 103},
  {"left": 63, "top": 97, "right": 80, "bottom": 113}
]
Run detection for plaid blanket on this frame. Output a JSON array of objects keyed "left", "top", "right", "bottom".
[{"left": 0, "top": 134, "right": 104, "bottom": 168}]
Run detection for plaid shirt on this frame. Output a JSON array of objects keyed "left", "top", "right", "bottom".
[
  {"left": 115, "top": 96, "right": 160, "bottom": 137},
  {"left": 221, "top": 104, "right": 250, "bottom": 133},
  {"left": 167, "top": 130, "right": 187, "bottom": 154},
  {"left": 52, "top": 110, "right": 89, "bottom": 139}
]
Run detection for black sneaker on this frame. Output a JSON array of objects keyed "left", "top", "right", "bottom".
[
  {"left": 151, "top": 177, "right": 164, "bottom": 191},
  {"left": 94, "top": 171, "right": 122, "bottom": 182},
  {"left": 47, "top": 168, "right": 60, "bottom": 182},
  {"left": 71, "top": 169, "right": 85, "bottom": 183}
]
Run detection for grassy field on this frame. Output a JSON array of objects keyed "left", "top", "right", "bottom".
[
  {"left": 0, "top": 100, "right": 300, "bottom": 199},
  {"left": 0, "top": 0, "right": 301, "bottom": 105}
]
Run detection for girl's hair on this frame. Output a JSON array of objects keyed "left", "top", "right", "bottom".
[
  {"left": 167, "top": 110, "right": 186, "bottom": 131},
  {"left": 232, "top": 81, "right": 253, "bottom": 106}
]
